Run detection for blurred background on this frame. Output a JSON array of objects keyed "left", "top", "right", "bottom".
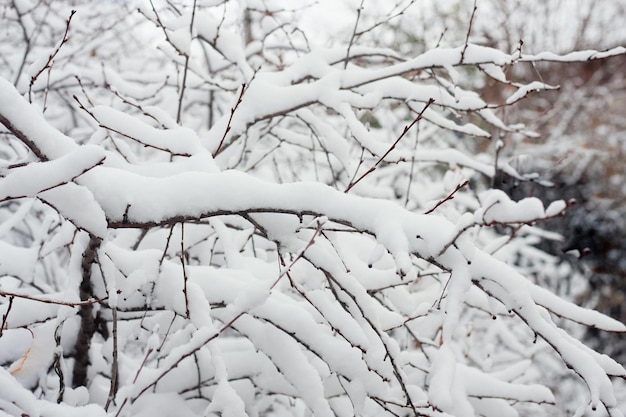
[{"left": 305, "top": 0, "right": 626, "bottom": 361}]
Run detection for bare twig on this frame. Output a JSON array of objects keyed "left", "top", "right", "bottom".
[
  {"left": 213, "top": 83, "right": 246, "bottom": 157},
  {"left": 114, "top": 347, "right": 154, "bottom": 417},
  {"left": 460, "top": 0, "right": 477, "bottom": 63},
  {"left": 345, "top": 98, "right": 434, "bottom": 192},
  {"left": 11, "top": 0, "right": 36, "bottom": 86},
  {"left": 0, "top": 290, "right": 105, "bottom": 307},
  {"left": 354, "top": 0, "right": 416, "bottom": 38},
  {"left": 424, "top": 179, "right": 469, "bottom": 214},
  {"left": 403, "top": 122, "right": 420, "bottom": 207},
  {"left": 129, "top": 310, "right": 246, "bottom": 403},
  {"left": 270, "top": 218, "right": 325, "bottom": 289},
  {"left": 344, "top": 0, "right": 365, "bottom": 69},
  {"left": 180, "top": 223, "right": 190, "bottom": 319},
  {"left": 28, "top": 9, "right": 75, "bottom": 103},
  {"left": 176, "top": 0, "right": 198, "bottom": 124},
  {"left": 105, "top": 306, "right": 119, "bottom": 411},
  {"left": 0, "top": 296, "right": 14, "bottom": 336}
]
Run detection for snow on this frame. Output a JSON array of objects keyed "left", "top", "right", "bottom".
[
  {"left": 529, "top": 283, "right": 626, "bottom": 332},
  {"left": 506, "top": 81, "right": 558, "bottom": 105},
  {"left": 475, "top": 189, "right": 551, "bottom": 224},
  {"left": 427, "top": 344, "right": 456, "bottom": 410},
  {"left": 1, "top": 2, "right": 625, "bottom": 417},
  {"left": 89, "top": 106, "right": 205, "bottom": 156},
  {"left": 0, "top": 329, "right": 31, "bottom": 365},
  {"left": 0, "top": 240, "right": 38, "bottom": 282},
  {"left": 8, "top": 321, "right": 57, "bottom": 388},
  {"left": 0, "top": 145, "right": 104, "bottom": 203},
  {"left": 194, "top": 11, "right": 254, "bottom": 80},
  {"left": 167, "top": 28, "right": 192, "bottom": 56},
  {"left": 523, "top": 46, "right": 626, "bottom": 62},
  {"left": 0, "top": 76, "right": 78, "bottom": 158},
  {"left": 234, "top": 316, "right": 335, "bottom": 417},
  {"left": 39, "top": 182, "right": 108, "bottom": 236}
]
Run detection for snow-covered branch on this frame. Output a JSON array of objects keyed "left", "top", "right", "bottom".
[{"left": 1, "top": 2, "right": 625, "bottom": 417}]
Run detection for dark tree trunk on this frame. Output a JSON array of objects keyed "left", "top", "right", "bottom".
[{"left": 72, "top": 235, "right": 101, "bottom": 388}]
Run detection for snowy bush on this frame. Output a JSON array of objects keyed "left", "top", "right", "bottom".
[{"left": 0, "top": 1, "right": 625, "bottom": 417}]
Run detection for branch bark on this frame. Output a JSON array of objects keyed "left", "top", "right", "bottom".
[{"left": 72, "top": 234, "right": 102, "bottom": 388}]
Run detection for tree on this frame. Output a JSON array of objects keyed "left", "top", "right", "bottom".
[{"left": 0, "top": 1, "right": 624, "bottom": 416}]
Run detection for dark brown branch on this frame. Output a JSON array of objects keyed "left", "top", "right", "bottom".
[{"left": 72, "top": 234, "right": 102, "bottom": 388}]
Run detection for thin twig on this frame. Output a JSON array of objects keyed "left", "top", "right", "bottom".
[
  {"left": 114, "top": 348, "right": 154, "bottom": 417},
  {"left": 424, "top": 179, "right": 469, "bottom": 214},
  {"left": 344, "top": 0, "right": 365, "bottom": 69},
  {"left": 105, "top": 306, "right": 119, "bottom": 411},
  {"left": 270, "top": 218, "right": 325, "bottom": 289},
  {"left": 404, "top": 122, "right": 420, "bottom": 207},
  {"left": 180, "top": 223, "right": 190, "bottom": 319},
  {"left": 28, "top": 9, "right": 75, "bottom": 103},
  {"left": 130, "top": 311, "right": 245, "bottom": 403},
  {"left": 73, "top": 96, "right": 191, "bottom": 157},
  {"left": 460, "top": 0, "right": 477, "bottom": 63},
  {"left": 176, "top": 0, "right": 198, "bottom": 124},
  {"left": 11, "top": 0, "right": 35, "bottom": 86},
  {"left": 0, "top": 290, "right": 105, "bottom": 306},
  {"left": 345, "top": 98, "right": 434, "bottom": 193},
  {"left": 213, "top": 83, "right": 246, "bottom": 157},
  {"left": 354, "top": 0, "right": 416, "bottom": 38},
  {"left": 0, "top": 296, "right": 14, "bottom": 337}
]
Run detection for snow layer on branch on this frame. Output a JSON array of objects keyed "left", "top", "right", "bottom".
[
  {"left": 469, "top": 249, "right": 625, "bottom": 413},
  {"left": 530, "top": 283, "right": 626, "bottom": 333},
  {"left": 90, "top": 106, "right": 206, "bottom": 156},
  {"left": 202, "top": 43, "right": 522, "bottom": 149},
  {"left": 194, "top": 11, "right": 254, "bottom": 79},
  {"left": 0, "top": 76, "right": 77, "bottom": 158},
  {"left": 522, "top": 46, "right": 626, "bottom": 62},
  {"left": 0, "top": 145, "right": 104, "bottom": 200},
  {"left": 0, "top": 241, "right": 38, "bottom": 283},
  {"left": 39, "top": 182, "right": 108, "bottom": 236},
  {"left": 506, "top": 81, "right": 559, "bottom": 104},
  {"left": 85, "top": 166, "right": 626, "bottom": 409},
  {"left": 428, "top": 343, "right": 556, "bottom": 416},
  {"left": 231, "top": 316, "right": 335, "bottom": 417},
  {"left": 475, "top": 189, "right": 565, "bottom": 224}
]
